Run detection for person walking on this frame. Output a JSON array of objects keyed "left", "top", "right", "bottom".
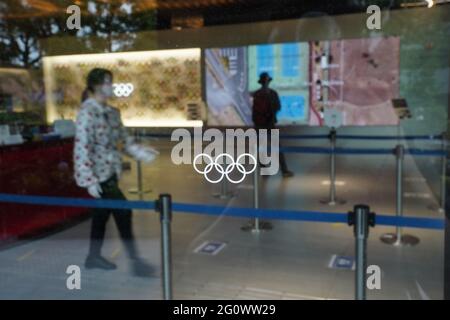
[{"left": 74, "top": 68, "right": 159, "bottom": 276}]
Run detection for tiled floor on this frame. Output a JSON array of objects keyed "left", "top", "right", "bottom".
[{"left": 0, "top": 138, "right": 445, "bottom": 299}]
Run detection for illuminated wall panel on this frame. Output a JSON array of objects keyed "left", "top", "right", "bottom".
[{"left": 43, "top": 49, "right": 203, "bottom": 127}]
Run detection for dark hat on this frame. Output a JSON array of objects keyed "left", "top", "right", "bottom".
[{"left": 258, "top": 72, "right": 272, "bottom": 84}]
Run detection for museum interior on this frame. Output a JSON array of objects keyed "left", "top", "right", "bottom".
[{"left": 0, "top": 0, "right": 449, "bottom": 300}]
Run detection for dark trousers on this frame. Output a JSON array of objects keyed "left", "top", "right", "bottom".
[
  {"left": 255, "top": 126, "right": 289, "bottom": 173},
  {"left": 88, "top": 175, "right": 138, "bottom": 259}
]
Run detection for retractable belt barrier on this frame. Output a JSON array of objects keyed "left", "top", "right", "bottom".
[
  {"left": 141, "top": 132, "right": 444, "bottom": 141},
  {"left": 2, "top": 130, "right": 446, "bottom": 300},
  {"left": 0, "top": 192, "right": 445, "bottom": 300},
  {"left": 0, "top": 193, "right": 443, "bottom": 230},
  {"left": 279, "top": 146, "right": 446, "bottom": 156},
  {"left": 334, "top": 134, "right": 443, "bottom": 141}
]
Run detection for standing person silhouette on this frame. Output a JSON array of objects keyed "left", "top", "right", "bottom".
[
  {"left": 74, "top": 68, "right": 159, "bottom": 276},
  {"left": 252, "top": 72, "right": 293, "bottom": 178}
]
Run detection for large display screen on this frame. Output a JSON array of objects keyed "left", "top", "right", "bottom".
[
  {"left": 248, "top": 42, "right": 310, "bottom": 126},
  {"left": 205, "top": 37, "right": 400, "bottom": 127},
  {"left": 206, "top": 42, "right": 309, "bottom": 126},
  {"left": 205, "top": 47, "right": 251, "bottom": 126},
  {"left": 309, "top": 37, "right": 400, "bottom": 126}
]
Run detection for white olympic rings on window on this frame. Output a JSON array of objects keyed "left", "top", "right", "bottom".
[
  {"left": 113, "top": 83, "right": 134, "bottom": 97},
  {"left": 193, "top": 153, "right": 257, "bottom": 184}
]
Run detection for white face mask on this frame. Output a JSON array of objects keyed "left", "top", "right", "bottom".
[{"left": 101, "top": 84, "right": 113, "bottom": 98}]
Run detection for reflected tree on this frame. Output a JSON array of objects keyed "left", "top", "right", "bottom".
[{"left": 0, "top": 0, "right": 156, "bottom": 68}]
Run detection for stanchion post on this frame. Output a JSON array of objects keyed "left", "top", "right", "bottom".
[
  {"left": 348, "top": 204, "right": 375, "bottom": 300},
  {"left": 253, "top": 161, "right": 260, "bottom": 232},
  {"left": 396, "top": 144, "right": 404, "bottom": 242},
  {"left": 129, "top": 128, "right": 151, "bottom": 198},
  {"left": 213, "top": 163, "right": 234, "bottom": 199},
  {"left": 380, "top": 145, "right": 419, "bottom": 246},
  {"left": 221, "top": 175, "right": 228, "bottom": 196},
  {"left": 136, "top": 160, "right": 144, "bottom": 200},
  {"left": 157, "top": 194, "right": 173, "bottom": 300},
  {"left": 444, "top": 130, "right": 450, "bottom": 299},
  {"left": 321, "top": 128, "right": 345, "bottom": 206},
  {"left": 241, "top": 143, "right": 272, "bottom": 232},
  {"left": 330, "top": 128, "right": 337, "bottom": 204},
  {"left": 428, "top": 132, "right": 446, "bottom": 213},
  {"left": 440, "top": 133, "right": 447, "bottom": 212},
  {"left": 212, "top": 151, "right": 234, "bottom": 199}
]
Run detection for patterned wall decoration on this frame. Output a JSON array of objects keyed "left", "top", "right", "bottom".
[
  {"left": 43, "top": 49, "right": 203, "bottom": 127},
  {"left": 0, "top": 68, "right": 32, "bottom": 113}
]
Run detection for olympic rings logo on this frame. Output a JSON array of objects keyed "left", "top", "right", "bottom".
[
  {"left": 113, "top": 83, "right": 134, "bottom": 97},
  {"left": 193, "top": 153, "right": 257, "bottom": 184}
]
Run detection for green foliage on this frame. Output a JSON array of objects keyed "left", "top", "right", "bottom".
[{"left": 0, "top": 0, "right": 157, "bottom": 68}]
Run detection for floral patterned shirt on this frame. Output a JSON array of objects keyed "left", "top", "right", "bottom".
[{"left": 74, "top": 98, "right": 137, "bottom": 188}]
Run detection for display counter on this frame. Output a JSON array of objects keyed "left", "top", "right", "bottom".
[{"left": 0, "top": 138, "right": 90, "bottom": 243}]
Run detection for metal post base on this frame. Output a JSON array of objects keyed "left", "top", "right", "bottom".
[
  {"left": 320, "top": 198, "right": 346, "bottom": 206},
  {"left": 380, "top": 233, "right": 420, "bottom": 246},
  {"left": 241, "top": 220, "right": 273, "bottom": 233},
  {"left": 427, "top": 204, "right": 445, "bottom": 214},
  {"left": 128, "top": 188, "right": 152, "bottom": 195},
  {"left": 212, "top": 191, "right": 235, "bottom": 199}
]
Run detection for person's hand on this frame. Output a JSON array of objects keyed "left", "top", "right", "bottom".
[
  {"left": 129, "top": 144, "right": 159, "bottom": 163},
  {"left": 137, "top": 146, "right": 159, "bottom": 163},
  {"left": 87, "top": 183, "right": 102, "bottom": 198}
]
